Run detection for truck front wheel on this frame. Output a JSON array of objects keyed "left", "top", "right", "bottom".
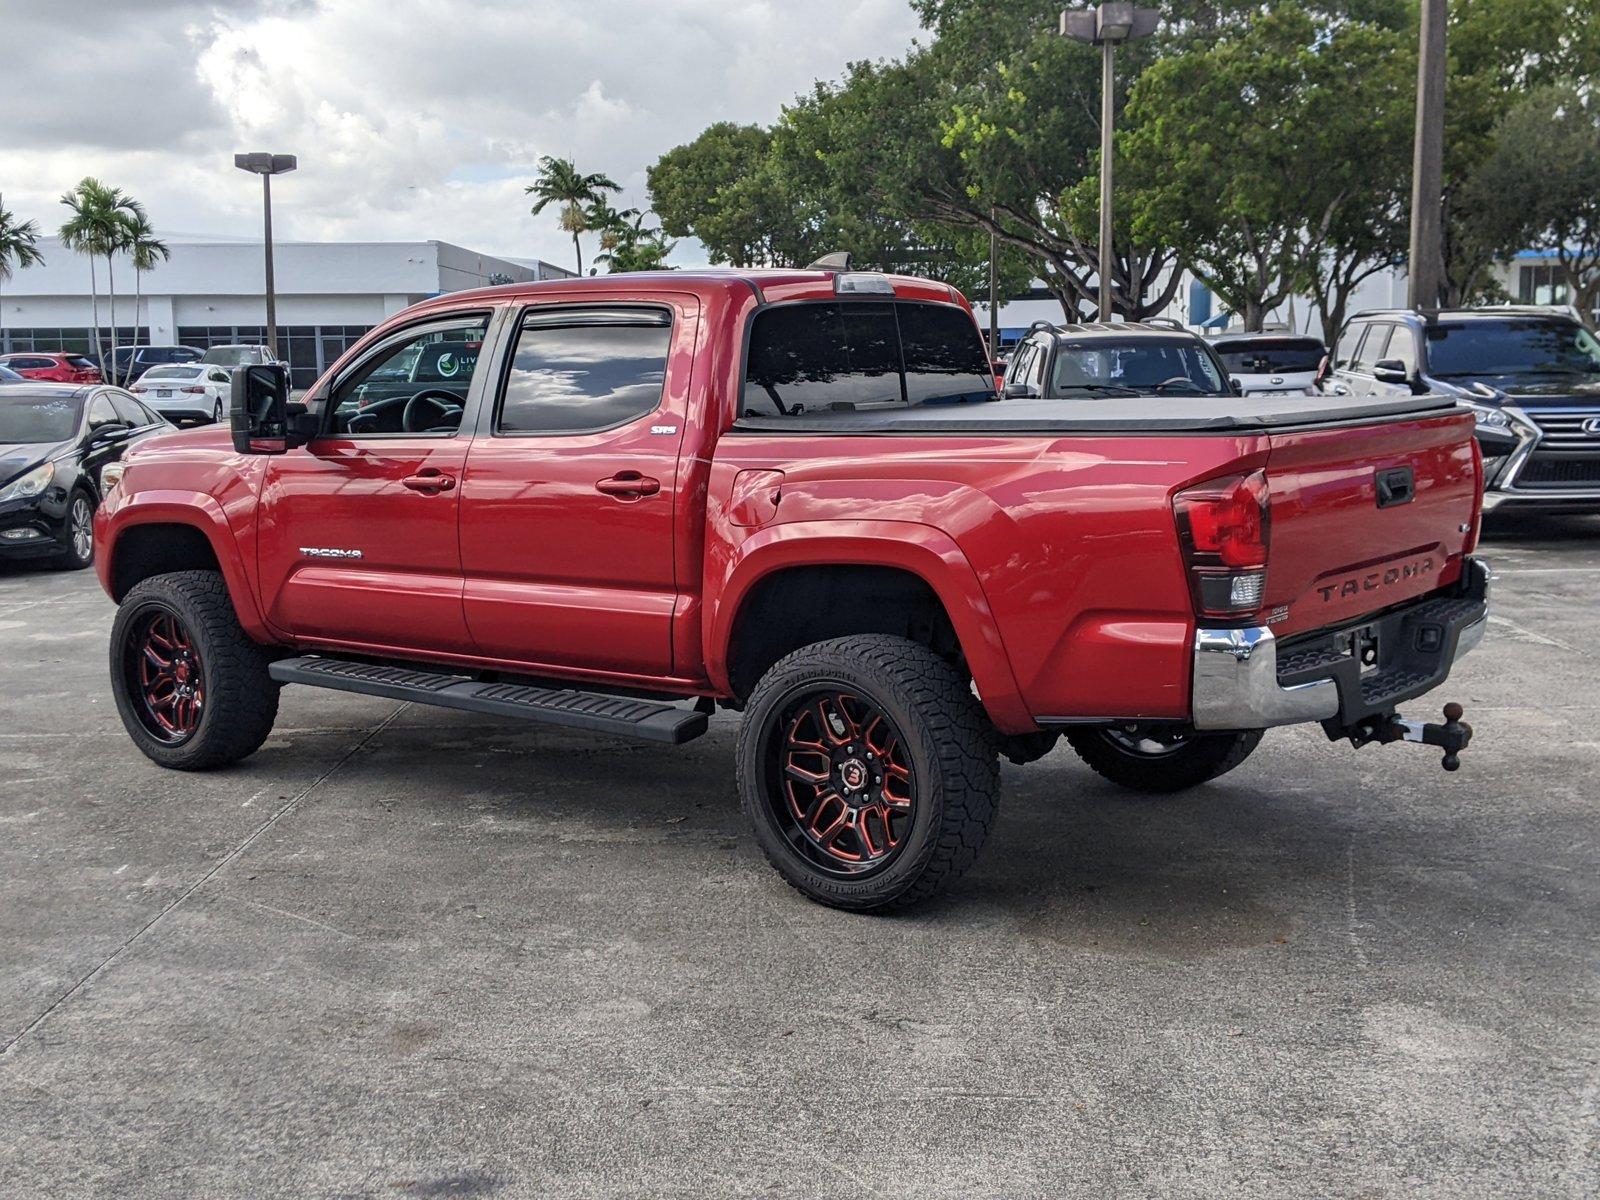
[
  {"left": 737, "top": 635, "right": 1000, "bottom": 911},
  {"left": 1064, "top": 725, "right": 1262, "bottom": 794},
  {"left": 110, "top": 570, "right": 280, "bottom": 771}
]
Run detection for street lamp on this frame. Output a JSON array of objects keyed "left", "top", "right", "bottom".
[
  {"left": 1060, "top": 3, "right": 1159, "bottom": 321},
  {"left": 234, "top": 152, "right": 297, "bottom": 359}
]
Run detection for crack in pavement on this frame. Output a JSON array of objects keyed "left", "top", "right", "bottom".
[{"left": 0, "top": 702, "right": 409, "bottom": 1059}]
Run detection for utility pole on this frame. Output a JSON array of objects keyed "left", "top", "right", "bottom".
[
  {"left": 234, "top": 153, "right": 298, "bottom": 358},
  {"left": 1407, "top": 0, "right": 1446, "bottom": 310},
  {"left": 1061, "top": 3, "right": 1159, "bottom": 322}
]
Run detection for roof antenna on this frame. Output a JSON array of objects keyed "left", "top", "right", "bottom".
[{"left": 806, "top": 251, "right": 853, "bottom": 271}]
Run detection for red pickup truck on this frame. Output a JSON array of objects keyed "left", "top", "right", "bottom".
[{"left": 94, "top": 267, "right": 1488, "bottom": 910}]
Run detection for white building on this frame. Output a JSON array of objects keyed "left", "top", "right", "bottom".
[{"left": 1, "top": 237, "right": 572, "bottom": 388}]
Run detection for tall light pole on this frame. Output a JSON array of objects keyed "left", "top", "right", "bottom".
[
  {"left": 1061, "top": 3, "right": 1158, "bottom": 321},
  {"left": 1407, "top": 0, "right": 1446, "bottom": 310},
  {"left": 234, "top": 153, "right": 297, "bottom": 358}
]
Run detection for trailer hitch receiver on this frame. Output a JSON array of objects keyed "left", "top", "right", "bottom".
[{"left": 1343, "top": 702, "right": 1473, "bottom": 771}]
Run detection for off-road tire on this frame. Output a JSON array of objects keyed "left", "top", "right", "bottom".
[
  {"left": 110, "top": 570, "right": 279, "bottom": 770},
  {"left": 1065, "top": 726, "right": 1262, "bottom": 794},
  {"left": 737, "top": 634, "right": 1000, "bottom": 911}
]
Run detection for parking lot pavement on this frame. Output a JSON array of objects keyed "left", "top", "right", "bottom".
[{"left": 1, "top": 516, "right": 1596, "bottom": 1199}]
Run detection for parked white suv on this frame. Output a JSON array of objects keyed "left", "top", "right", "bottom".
[
  {"left": 1207, "top": 332, "right": 1326, "bottom": 396},
  {"left": 200, "top": 345, "right": 282, "bottom": 372}
]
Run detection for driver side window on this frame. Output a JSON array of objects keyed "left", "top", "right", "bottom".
[{"left": 327, "top": 315, "right": 489, "bottom": 437}]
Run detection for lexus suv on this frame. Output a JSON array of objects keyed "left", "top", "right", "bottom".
[{"left": 1326, "top": 307, "right": 1600, "bottom": 512}]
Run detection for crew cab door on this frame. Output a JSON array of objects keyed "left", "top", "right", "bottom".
[
  {"left": 254, "top": 310, "right": 498, "bottom": 655},
  {"left": 457, "top": 298, "right": 697, "bottom": 677}
]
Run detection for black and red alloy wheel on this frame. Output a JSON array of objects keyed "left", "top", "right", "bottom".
[
  {"left": 123, "top": 608, "right": 206, "bottom": 745},
  {"left": 765, "top": 685, "right": 918, "bottom": 877}
]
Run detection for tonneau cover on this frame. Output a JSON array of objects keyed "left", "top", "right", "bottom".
[{"left": 731, "top": 392, "right": 1460, "bottom": 435}]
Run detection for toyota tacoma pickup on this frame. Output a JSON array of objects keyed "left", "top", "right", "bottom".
[{"left": 95, "top": 265, "right": 1489, "bottom": 910}]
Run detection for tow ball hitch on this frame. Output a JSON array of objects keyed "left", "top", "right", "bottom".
[{"left": 1345, "top": 703, "right": 1474, "bottom": 771}]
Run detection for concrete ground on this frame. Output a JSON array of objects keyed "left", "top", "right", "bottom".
[{"left": 1, "top": 515, "right": 1596, "bottom": 1199}]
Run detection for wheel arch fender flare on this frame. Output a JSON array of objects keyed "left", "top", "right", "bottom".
[
  {"left": 704, "top": 519, "right": 1034, "bottom": 733},
  {"left": 97, "top": 490, "right": 272, "bottom": 641}
]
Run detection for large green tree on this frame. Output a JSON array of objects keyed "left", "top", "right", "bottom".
[
  {"left": 1462, "top": 82, "right": 1600, "bottom": 318},
  {"left": 525, "top": 157, "right": 620, "bottom": 276},
  {"left": 1121, "top": 4, "right": 1412, "bottom": 332}
]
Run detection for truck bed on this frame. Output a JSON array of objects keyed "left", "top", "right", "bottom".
[{"left": 731, "top": 392, "right": 1459, "bottom": 435}]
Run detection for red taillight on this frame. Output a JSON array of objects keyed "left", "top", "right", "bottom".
[
  {"left": 1174, "top": 469, "right": 1270, "bottom": 618},
  {"left": 129, "top": 385, "right": 146, "bottom": 393},
  {"left": 181, "top": 386, "right": 205, "bottom": 393}
]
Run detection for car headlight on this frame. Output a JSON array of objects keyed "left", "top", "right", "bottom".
[
  {"left": 101, "top": 461, "right": 127, "bottom": 492},
  {"left": 1462, "top": 401, "right": 1510, "bottom": 430},
  {"left": 0, "top": 462, "right": 55, "bottom": 504}
]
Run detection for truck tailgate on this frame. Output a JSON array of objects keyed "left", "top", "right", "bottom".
[{"left": 1263, "top": 410, "right": 1478, "bottom": 637}]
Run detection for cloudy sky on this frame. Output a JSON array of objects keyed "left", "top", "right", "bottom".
[{"left": 2, "top": 0, "right": 923, "bottom": 269}]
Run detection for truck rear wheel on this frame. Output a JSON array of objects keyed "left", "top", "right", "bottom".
[
  {"left": 110, "top": 570, "right": 279, "bottom": 771},
  {"left": 1064, "top": 725, "right": 1262, "bottom": 793},
  {"left": 737, "top": 635, "right": 1000, "bottom": 911}
]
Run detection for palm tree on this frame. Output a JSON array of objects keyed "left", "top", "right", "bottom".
[
  {"left": 124, "top": 208, "right": 169, "bottom": 362},
  {"left": 525, "top": 157, "right": 619, "bottom": 276},
  {"left": 0, "top": 196, "right": 45, "bottom": 352},
  {"left": 101, "top": 189, "right": 144, "bottom": 373},
  {"left": 59, "top": 179, "right": 144, "bottom": 377},
  {"left": 60, "top": 178, "right": 116, "bottom": 376}
]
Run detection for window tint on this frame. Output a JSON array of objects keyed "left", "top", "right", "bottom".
[
  {"left": 141, "top": 366, "right": 203, "bottom": 381},
  {"left": 743, "top": 302, "right": 900, "bottom": 417},
  {"left": 1335, "top": 322, "right": 1366, "bottom": 369},
  {"left": 741, "top": 300, "right": 995, "bottom": 418},
  {"left": 329, "top": 316, "right": 489, "bottom": 436},
  {"left": 87, "top": 394, "right": 119, "bottom": 428},
  {"left": 1424, "top": 318, "right": 1600, "bottom": 378},
  {"left": 110, "top": 393, "right": 151, "bottom": 426},
  {"left": 1353, "top": 325, "right": 1392, "bottom": 371},
  {"left": 896, "top": 303, "right": 997, "bottom": 405},
  {"left": 497, "top": 310, "right": 672, "bottom": 434},
  {"left": 66, "top": 356, "right": 97, "bottom": 370}
]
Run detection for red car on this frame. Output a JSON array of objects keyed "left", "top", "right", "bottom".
[
  {"left": 93, "top": 265, "right": 1488, "bottom": 910},
  {"left": 0, "top": 351, "right": 102, "bottom": 384}
]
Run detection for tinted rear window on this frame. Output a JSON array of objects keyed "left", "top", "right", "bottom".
[
  {"left": 141, "top": 366, "right": 204, "bottom": 380},
  {"left": 1213, "top": 339, "right": 1324, "bottom": 374},
  {"left": 742, "top": 300, "right": 993, "bottom": 418}
]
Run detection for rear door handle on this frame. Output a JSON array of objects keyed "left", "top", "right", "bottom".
[
  {"left": 596, "top": 472, "right": 660, "bottom": 498},
  {"left": 401, "top": 470, "right": 456, "bottom": 493}
]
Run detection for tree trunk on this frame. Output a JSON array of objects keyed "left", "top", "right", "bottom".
[
  {"left": 1243, "top": 297, "right": 1264, "bottom": 332},
  {"left": 572, "top": 232, "right": 583, "bottom": 276},
  {"left": 106, "top": 253, "right": 118, "bottom": 378},
  {"left": 132, "top": 269, "right": 142, "bottom": 358},
  {"left": 88, "top": 257, "right": 104, "bottom": 378}
]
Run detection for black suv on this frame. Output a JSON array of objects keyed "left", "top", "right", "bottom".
[
  {"left": 1003, "top": 321, "right": 1234, "bottom": 400},
  {"left": 1326, "top": 308, "right": 1600, "bottom": 512}
]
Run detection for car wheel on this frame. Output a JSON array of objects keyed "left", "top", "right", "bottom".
[
  {"left": 53, "top": 490, "right": 96, "bottom": 570},
  {"left": 1064, "top": 725, "right": 1262, "bottom": 793},
  {"left": 212, "top": 398, "right": 224, "bottom": 423},
  {"left": 109, "top": 570, "right": 280, "bottom": 770},
  {"left": 737, "top": 634, "right": 1000, "bottom": 911}
]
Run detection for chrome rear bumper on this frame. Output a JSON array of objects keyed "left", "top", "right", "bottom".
[{"left": 1192, "top": 559, "right": 1489, "bottom": 732}]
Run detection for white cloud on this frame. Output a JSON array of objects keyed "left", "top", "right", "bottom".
[{"left": 0, "top": 0, "right": 922, "bottom": 268}]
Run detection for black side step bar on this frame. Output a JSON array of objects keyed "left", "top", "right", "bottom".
[{"left": 268, "top": 656, "right": 708, "bottom": 745}]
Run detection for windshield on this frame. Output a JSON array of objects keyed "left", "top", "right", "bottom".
[
  {"left": 142, "top": 366, "right": 204, "bottom": 381},
  {"left": 1426, "top": 318, "right": 1600, "bottom": 378},
  {"left": 201, "top": 347, "right": 259, "bottom": 366},
  {"left": 1213, "top": 339, "right": 1324, "bottom": 375},
  {"left": 0, "top": 394, "right": 83, "bottom": 443},
  {"left": 1048, "top": 339, "right": 1227, "bottom": 397}
]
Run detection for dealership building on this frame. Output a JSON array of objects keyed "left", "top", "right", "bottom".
[{"left": 1, "top": 237, "right": 572, "bottom": 388}]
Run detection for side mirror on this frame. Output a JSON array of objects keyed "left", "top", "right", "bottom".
[
  {"left": 1371, "top": 358, "right": 1413, "bottom": 387},
  {"left": 89, "top": 421, "right": 132, "bottom": 444},
  {"left": 1229, "top": 378, "right": 1245, "bottom": 396},
  {"left": 230, "top": 363, "right": 292, "bottom": 454},
  {"left": 1314, "top": 353, "right": 1331, "bottom": 386},
  {"left": 1002, "top": 381, "right": 1039, "bottom": 399}
]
